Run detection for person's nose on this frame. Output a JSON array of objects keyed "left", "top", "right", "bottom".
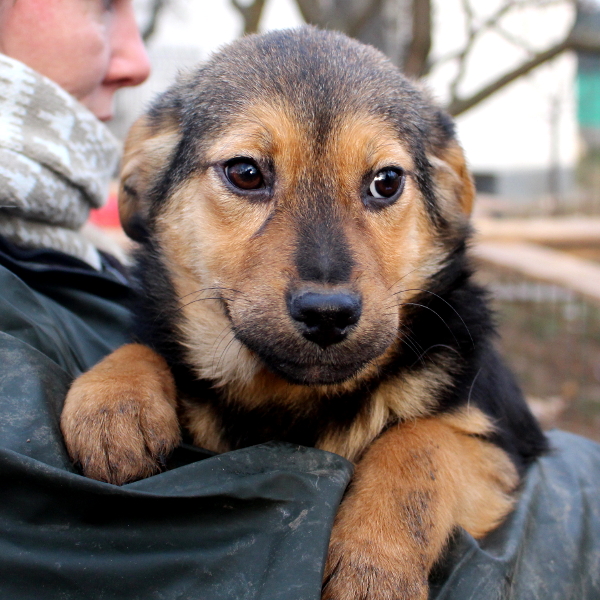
[{"left": 106, "top": 0, "right": 152, "bottom": 89}]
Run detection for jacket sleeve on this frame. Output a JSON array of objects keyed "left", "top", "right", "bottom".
[
  {"left": 0, "top": 261, "right": 354, "bottom": 600},
  {"left": 431, "top": 430, "right": 600, "bottom": 600}
]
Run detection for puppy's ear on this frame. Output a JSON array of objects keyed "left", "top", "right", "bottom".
[
  {"left": 426, "top": 109, "right": 475, "bottom": 216},
  {"left": 119, "top": 114, "right": 181, "bottom": 241},
  {"left": 429, "top": 140, "right": 475, "bottom": 217}
]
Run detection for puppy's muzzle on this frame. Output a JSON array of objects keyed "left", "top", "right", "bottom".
[{"left": 287, "top": 289, "right": 362, "bottom": 348}]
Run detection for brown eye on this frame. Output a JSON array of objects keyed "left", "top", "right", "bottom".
[
  {"left": 225, "top": 160, "right": 264, "bottom": 190},
  {"left": 369, "top": 168, "right": 405, "bottom": 199}
]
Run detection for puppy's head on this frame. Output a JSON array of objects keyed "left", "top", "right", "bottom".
[{"left": 120, "top": 28, "right": 474, "bottom": 394}]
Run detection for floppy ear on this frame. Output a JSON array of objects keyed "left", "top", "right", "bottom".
[
  {"left": 119, "top": 114, "right": 181, "bottom": 241},
  {"left": 429, "top": 140, "right": 475, "bottom": 217}
]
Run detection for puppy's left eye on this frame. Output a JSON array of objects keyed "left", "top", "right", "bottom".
[
  {"left": 225, "top": 159, "right": 265, "bottom": 191},
  {"left": 368, "top": 168, "right": 405, "bottom": 199}
]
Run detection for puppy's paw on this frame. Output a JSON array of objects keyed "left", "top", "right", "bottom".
[
  {"left": 322, "top": 491, "right": 429, "bottom": 600},
  {"left": 322, "top": 538, "right": 427, "bottom": 600},
  {"left": 61, "top": 344, "right": 180, "bottom": 485}
]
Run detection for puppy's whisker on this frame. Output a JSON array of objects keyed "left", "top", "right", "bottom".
[
  {"left": 176, "top": 297, "right": 228, "bottom": 313},
  {"left": 385, "top": 266, "right": 426, "bottom": 293},
  {"left": 466, "top": 368, "right": 483, "bottom": 409},
  {"left": 383, "top": 304, "right": 401, "bottom": 314},
  {"left": 394, "top": 288, "right": 474, "bottom": 348},
  {"left": 397, "top": 325, "right": 425, "bottom": 354},
  {"left": 234, "top": 339, "right": 246, "bottom": 365},
  {"left": 212, "top": 338, "right": 236, "bottom": 380},
  {"left": 212, "top": 333, "right": 237, "bottom": 379},
  {"left": 176, "top": 286, "right": 245, "bottom": 301},
  {"left": 210, "top": 324, "right": 236, "bottom": 364},
  {"left": 409, "top": 344, "right": 461, "bottom": 369},
  {"left": 397, "top": 302, "right": 460, "bottom": 349},
  {"left": 176, "top": 289, "right": 249, "bottom": 312},
  {"left": 398, "top": 329, "right": 428, "bottom": 368},
  {"left": 175, "top": 288, "right": 252, "bottom": 312}
]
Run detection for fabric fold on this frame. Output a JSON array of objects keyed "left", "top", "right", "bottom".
[{"left": 0, "top": 54, "right": 121, "bottom": 268}]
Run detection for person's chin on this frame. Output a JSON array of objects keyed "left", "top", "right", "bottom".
[{"left": 80, "top": 91, "right": 115, "bottom": 122}]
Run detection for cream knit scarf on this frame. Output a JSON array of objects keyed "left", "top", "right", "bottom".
[{"left": 0, "top": 54, "right": 121, "bottom": 269}]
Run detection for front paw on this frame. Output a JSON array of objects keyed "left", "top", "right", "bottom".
[
  {"left": 322, "top": 538, "right": 428, "bottom": 600},
  {"left": 322, "top": 489, "right": 430, "bottom": 600},
  {"left": 61, "top": 344, "right": 180, "bottom": 485}
]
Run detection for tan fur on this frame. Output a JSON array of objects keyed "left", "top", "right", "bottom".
[
  {"left": 180, "top": 399, "right": 231, "bottom": 454},
  {"left": 317, "top": 365, "right": 452, "bottom": 461},
  {"left": 150, "top": 104, "right": 448, "bottom": 420},
  {"left": 323, "top": 407, "right": 517, "bottom": 600},
  {"left": 178, "top": 361, "right": 451, "bottom": 460},
  {"left": 61, "top": 344, "right": 180, "bottom": 485}
]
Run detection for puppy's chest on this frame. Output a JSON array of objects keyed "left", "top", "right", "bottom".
[{"left": 179, "top": 385, "right": 371, "bottom": 454}]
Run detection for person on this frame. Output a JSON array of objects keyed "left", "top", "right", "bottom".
[
  {"left": 0, "top": 0, "right": 150, "bottom": 269},
  {"left": 1, "top": 3, "right": 599, "bottom": 600}
]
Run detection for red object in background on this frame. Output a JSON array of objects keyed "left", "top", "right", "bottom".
[{"left": 89, "top": 193, "right": 122, "bottom": 228}]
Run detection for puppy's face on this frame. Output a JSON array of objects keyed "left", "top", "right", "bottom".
[{"left": 120, "top": 29, "right": 473, "bottom": 394}]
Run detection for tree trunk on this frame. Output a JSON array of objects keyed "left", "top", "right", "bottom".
[{"left": 230, "top": 0, "right": 268, "bottom": 35}]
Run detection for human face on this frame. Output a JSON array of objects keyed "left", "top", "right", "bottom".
[{"left": 0, "top": 0, "right": 151, "bottom": 120}]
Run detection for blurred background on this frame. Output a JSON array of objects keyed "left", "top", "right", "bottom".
[{"left": 93, "top": 0, "right": 600, "bottom": 440}]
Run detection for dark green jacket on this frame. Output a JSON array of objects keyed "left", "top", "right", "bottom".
[{"left": 0, "top": 236, "right": 599, "bottom": 600}]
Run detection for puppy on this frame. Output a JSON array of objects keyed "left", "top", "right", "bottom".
[{"left": 61, "top": 28, "right": 547, "bottom": 599}]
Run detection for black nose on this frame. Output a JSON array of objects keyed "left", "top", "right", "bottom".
[{"left": 288, "top": 290, "right": 362, "bottom": 348}]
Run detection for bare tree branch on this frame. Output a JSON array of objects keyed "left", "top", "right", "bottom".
[
  {"left": 294, "top": 0, "right": 322, "bottom": 25},
  {"left": 461, "top": 0, "right": 476, "bottom": 35},
  {"left": 491, "top": 24, "right": 538, "bottom": 54},
  {"left": 294, "top": 0, "right": 385, "bottom": 39},
  {"left": 290, "top": 0, "right": 579, "bottom": 118},
  {"left": 347, "top": 0, "right": 385, "bottom": 37},
  {"left": 142, "top": 0, "right": 170, "bottom": 42},
  {"left": 442, "top": 0, "right": 576, "bottom": 115},
  {"left": 230, "top": 0, "right": 268, "bottom": 35},
  {"left": 434, "top": 0, "right": 567, "bottom": 66},
  {"left": 446, "top": 38, "right": 571, "bottom": 116},
  {"left": 295, "top": 0, "right": 416, "bottom": 69},
  {"left": 403, "top": 0, "right": 431, "bottom": 77},
  {"left": 448, "top": 0, "right": 477, "bottom": 102}
]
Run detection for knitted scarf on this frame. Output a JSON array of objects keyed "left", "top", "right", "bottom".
[{"left": 0, "top": 54, "right": 121, "bottom": 269}]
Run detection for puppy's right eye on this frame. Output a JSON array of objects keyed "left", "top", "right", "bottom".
[{"left": 225, "top": 159, "right": 264, "bottom": 191}]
